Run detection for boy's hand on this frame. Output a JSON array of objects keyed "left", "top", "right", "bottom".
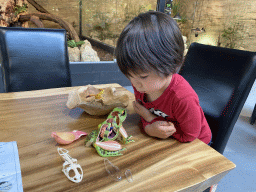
[
  {"left": 145, "top": 121, "right": 176, "bottom": 139},
  {"left": 133, "top": 100, "right": 157, "bottom": 122}
]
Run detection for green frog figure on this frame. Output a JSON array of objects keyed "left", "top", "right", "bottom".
[{"left": 85, "top": 107, "right": 134, "bottom": 157}]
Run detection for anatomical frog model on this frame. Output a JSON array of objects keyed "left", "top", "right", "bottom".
[{"left": 85, "top": 107, "right": 134, "bottom": 157}]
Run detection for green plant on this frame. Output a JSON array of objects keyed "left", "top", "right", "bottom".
[
  {"left": 166, "top": 3, "right": 172, "bottom": 8},
  {"left": 14, "top": 4, "right": 28, "bottom": 15},
  {"left": 93, "top": 22, "right": 111, "bottom": 40},
  {"left": 89, "top": 12, "right": 115, "bottom": 41},
  {"left": 67, "top": 40, "right": 85, "bottom": 48},
  {"left": 221, "top": 20, "right": 244, "bottom": 49},
  {"left": 171, "top": 0, "right": 187, "bottom": 24},
  {"left": 171, "top": 0, "right": 183, "bottom": 17},
  {"left": 178, "top": 15, "right": 187, "bottom": 24}
]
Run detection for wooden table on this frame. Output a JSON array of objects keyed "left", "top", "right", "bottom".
[{"left": 0, "top": 83, "right": 236, "bottom": 192}]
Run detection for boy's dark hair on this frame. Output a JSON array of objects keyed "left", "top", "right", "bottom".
[{"left": 115, "top": 11, "right": 184, "bottom": 77}]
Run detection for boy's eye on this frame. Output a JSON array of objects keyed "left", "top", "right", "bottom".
[{"left": 140, "top": 75, "right": 148, "bottom": 79}]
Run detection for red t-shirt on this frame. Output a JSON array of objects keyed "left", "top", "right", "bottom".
[{"left": 133, "top": 73, "right": 212, "bottom": 144}]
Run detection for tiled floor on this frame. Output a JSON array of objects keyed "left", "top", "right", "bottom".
[
  {"left": 124, "top": 82, "right": 256, "bottom": 192},
  {"left": 218, "top": 114, "right": 256, "bottom": 192}
]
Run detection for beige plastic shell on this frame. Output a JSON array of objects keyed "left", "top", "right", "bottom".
[{"left": 66, "top": 85, "right": 129, "bottom": 115}]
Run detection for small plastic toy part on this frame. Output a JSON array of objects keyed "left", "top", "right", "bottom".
[
  {"left": 125, "top": 169, "right": 133, "bottom": 183},
  {"left": 52, "top": 130, "right": 87, "bottom": 145},
  {"left": 57, "top": 148, "right": 83, "bottom": 183},
  {"left": 104, "top": 159, "right": 122, "bottom": 181}
]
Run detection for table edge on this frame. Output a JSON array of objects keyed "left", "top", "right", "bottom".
[{"left": 0, "top": 83, "right": 123, "bottom": 100}]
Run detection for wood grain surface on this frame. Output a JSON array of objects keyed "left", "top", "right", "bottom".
[{"left": 0, "top": 84, "right": 235, "bottom": 192}]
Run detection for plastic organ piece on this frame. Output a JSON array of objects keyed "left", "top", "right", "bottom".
[
  {"left": 125, "top": 169, "right": 133, "bottom": 183},
  {"left": 104, "top": 159, "right": 122, "bottom": 181},
  {"left": 51, "top": 130, "right": 87, "bottom": 145}
]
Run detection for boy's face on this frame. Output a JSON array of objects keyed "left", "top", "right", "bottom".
[{"left": 128, "top": 71, "right": 172, "bottom": 96}]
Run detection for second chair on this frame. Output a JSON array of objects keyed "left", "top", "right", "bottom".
[
  {"left": 179, "top": 42, "right": 256, "bottom": 154},
  {"left": 0, "top": 27, "right": 72, "bottom": 92}
]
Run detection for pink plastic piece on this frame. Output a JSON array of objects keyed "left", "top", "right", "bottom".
[{"left": 51, "top": 130, "right": 87, "bottom": 144}]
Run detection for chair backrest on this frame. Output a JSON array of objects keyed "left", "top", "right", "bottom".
[
  {"left": 0, "top": 27, "right": 71, "bottom": 92},
  {"left": 179, "top": 42, "right": 256, "bottom": 154}
]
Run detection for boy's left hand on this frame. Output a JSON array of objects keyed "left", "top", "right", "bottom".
[
  {"left": 145, "top": 121, "right": 176, "bottom": 139},
  {"left": 133, "top": 100, "right": 157, "bottom": 122}
]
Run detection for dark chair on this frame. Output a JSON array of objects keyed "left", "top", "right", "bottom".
[
  {"left": 250, "top": 104, "right": 256, "bottom": 125},
  {"left": 0, "top": 27, "right": 71, "bottom": 92},
  {"left": 179, "top": 42, "right": 256, "bottom": 154}
]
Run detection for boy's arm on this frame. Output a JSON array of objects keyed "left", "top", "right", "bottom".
[
  {"left": 132, "top": 85, "right": 176, "bottom": 138},
  {"left": 171, "top": 97, "right": 203, "bottom": 142},
  {"left": 133, "top": 100, "right": 158, "bottom": 122},
  {"left": 132, "top": 85, "right": 158, "bottom": 126},
  {"left": 144, "top": 121, "right": 176, "bottom": 139},
  {"left": 141, "top": 115, "right": 163, "bottom": 128}
]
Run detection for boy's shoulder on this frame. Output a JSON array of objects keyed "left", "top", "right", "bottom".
[{"left": 168, "top": 74, "right": 198, "bottom": 101}]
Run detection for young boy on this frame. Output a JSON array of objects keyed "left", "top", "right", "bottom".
[{"left": 115, "top": 11, "right": 212, "bottom": 144}]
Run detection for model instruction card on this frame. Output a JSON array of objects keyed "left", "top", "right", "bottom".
[{"left": 0, "top": 141, "right": 23, "bottom": 192}]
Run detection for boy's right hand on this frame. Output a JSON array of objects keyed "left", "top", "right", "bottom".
[{"left": 144, "top": 121, "right": 176, "bottom": 139}]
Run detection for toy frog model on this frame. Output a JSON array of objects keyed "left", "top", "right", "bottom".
[{"left": 85, "top": 107, "right": 134, "bottom": 157}]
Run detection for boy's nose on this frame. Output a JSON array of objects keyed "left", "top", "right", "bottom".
[
  {"left": 130, "top": 78, "right": 143, "bottom": 90},
  {"left": 133, "top": 81, "right": 142, "bottom": 89}
]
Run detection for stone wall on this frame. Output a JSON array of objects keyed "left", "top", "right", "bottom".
[
  {"left": 26, "top": 0, "right": 256, "bottom": 51},
  {"left": 27, "top": 0, "right": 157, "bottom": 46},
  {"left": 178, "top": 0, "right": 256, "bottom": 51}
]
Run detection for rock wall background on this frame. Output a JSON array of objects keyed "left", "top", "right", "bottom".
[
  {"left": 175, "top": 0, "right": 256, "bottom": 51},
  {"left": 27, "top": 0, "right": 157, "bottom": 47},
  {"left": 26, "top": 0, "right": 256, "bottom": 51}
]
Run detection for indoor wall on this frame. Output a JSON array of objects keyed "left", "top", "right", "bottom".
[
  {"left": 179, "top": 0, "right": 256, "bottom": 51},
  {"left": 26, "top": 0, "right": 256, "bottom": 51}
]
